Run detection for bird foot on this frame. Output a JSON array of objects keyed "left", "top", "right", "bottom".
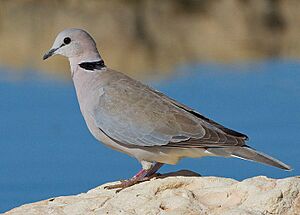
[
  {"left": 104, "top": 180, "right": 138, "bottom": 192},
  {"left": 104, "top": 173, "right": 161, "bottom": 192}
]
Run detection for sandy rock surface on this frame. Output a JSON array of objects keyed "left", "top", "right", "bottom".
[{"left": 5, "top": 171, "right": 300, "bottom": 215}]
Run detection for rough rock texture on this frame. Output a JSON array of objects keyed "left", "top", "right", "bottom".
[{"left": 5, "top": 171, "right": 300, "bottom": 215}]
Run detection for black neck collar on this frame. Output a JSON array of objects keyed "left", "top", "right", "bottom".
[{"left": 79, "top": 60, "right": 106, "bottom": 71}]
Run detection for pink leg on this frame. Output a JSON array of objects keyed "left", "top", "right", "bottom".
[
  {"left": 133, "top": 169, "right": 148, "bottom": 179},
  {"left": 105, "top": 162, "right": 163, "bottom": 191},
  {"left": 145, "top": 162, "right": 164, "bottom": 177}
]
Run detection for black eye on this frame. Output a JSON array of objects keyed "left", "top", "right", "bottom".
[{"left": 64, "top": 37, "right": 71, "bottom": 44}]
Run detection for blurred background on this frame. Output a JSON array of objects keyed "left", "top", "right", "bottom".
[{"left": 0, "top": 0, "right": 299, "bottom": 212}]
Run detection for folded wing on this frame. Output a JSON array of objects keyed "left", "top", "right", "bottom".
[{"left": 92, "top": 73, "right": 247, "bottom": 148}]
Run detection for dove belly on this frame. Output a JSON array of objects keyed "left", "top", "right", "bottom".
[{"left": 83, "top": 112, "right": 213, "bottom": 164}]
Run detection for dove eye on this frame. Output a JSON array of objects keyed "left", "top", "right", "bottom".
[{"left": 63, "top": 37, "right": 71, "bottom": 45}]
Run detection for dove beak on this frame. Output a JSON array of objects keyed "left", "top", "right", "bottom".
[{"left": 43, "top": 47, "right": 59, "bottom": 60}]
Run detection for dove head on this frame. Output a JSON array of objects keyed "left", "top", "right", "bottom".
[{"left": 43, "top": 28, "right": 101, "bottom": 63}]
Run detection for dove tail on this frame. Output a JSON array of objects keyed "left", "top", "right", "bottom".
[
  {"left": 206, "top": 146, "right": 291, "bottom": 170},
  {"left": 230, "top": 146, "right": 291, "bottom": 171}
]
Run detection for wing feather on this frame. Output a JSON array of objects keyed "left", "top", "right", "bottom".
[{"left": 91, "top": 72, "right": 247, "bottom": 148}]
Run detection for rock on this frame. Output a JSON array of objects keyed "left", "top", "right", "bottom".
[{"left": 4, "top": 171, "right": 300, "bottom": 215}]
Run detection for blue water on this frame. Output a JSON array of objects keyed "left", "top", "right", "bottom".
[{"left": 0, "top": 61, "right": 299, "bottom": 212}]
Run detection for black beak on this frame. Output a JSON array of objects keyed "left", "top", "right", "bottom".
[{"left": 43, "top": 48, "right": 58, "bottom": 60}]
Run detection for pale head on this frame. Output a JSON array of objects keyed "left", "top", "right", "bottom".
[{"left": 43, "top": 28, "right": 101, "bottom": 63}]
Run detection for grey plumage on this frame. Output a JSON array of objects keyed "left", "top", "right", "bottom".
[
  {"left": 43, "top": 28, "right": 291, "bottom": 186},
  {"left": 73, "top": 68, "right": 290, "bottom": 170}
]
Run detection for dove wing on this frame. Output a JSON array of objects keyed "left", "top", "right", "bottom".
[{"left": 91, "top": 71, "right": 246, "bottom": 148}]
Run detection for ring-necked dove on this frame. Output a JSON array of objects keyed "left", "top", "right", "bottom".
[{"left": 43, "top": 28, "right": 291, "bottom": 190}]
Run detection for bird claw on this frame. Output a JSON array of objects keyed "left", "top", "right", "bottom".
[
  {"left": 104, "top": 173, "right": 161, "bottom": 192},
  {"left": 104, "top": 180, "right": 137, "bottom": 192}
]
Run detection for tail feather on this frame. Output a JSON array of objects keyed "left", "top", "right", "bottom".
[
  {"left": 207, "top": 146, "right": 291, "bottom": 170},
  {"left": 231, "top": 146, "right": 291, "bottom": 170}
]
